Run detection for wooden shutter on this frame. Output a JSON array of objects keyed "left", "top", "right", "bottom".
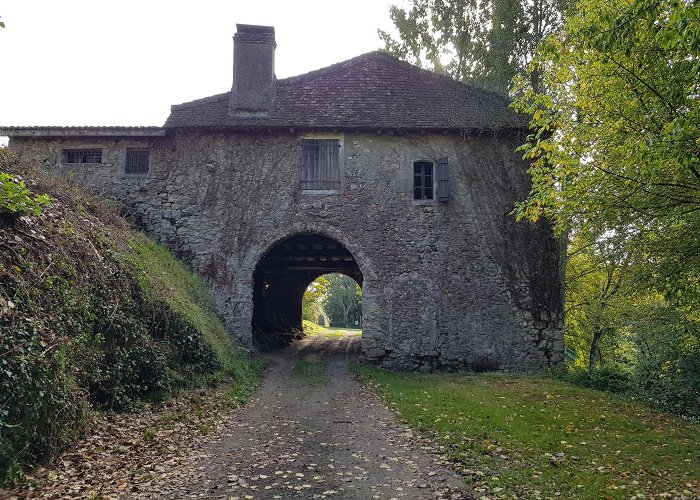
[
  {"left": 301, "top": 139, "right": 340, "bottom": 190},
  {"left": 437, "top": 157, "right": 449, "bottom": 202},
  {"left": 318, "top": 140, "right": 340, "bottom": 189},
  {"left": 301, "top": 140, "right": 319, "bottom": 188}
]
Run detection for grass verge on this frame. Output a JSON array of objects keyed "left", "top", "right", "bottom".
[{"left": 354, "top": 367, "right": 699, "bottom": 499}]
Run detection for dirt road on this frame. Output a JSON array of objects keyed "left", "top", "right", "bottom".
[{"left": 156, "top": 334, "right": 471, "bottom": 499}]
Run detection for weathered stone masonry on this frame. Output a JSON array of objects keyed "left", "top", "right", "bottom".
[{"left": 2, "top": 24, "right": 564, "bottom": 371}]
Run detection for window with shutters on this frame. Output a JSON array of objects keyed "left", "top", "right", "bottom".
[
  {"left": 301, "top": 138, "right": 341, "bottom": 192},
  {"left": 125, "top": 148, "right": 149, "bottom": 175},
  {"left": 413, "top": 161, "right": 434, "bottom": 200},
  {"left": 413, "top": 158, "right": 449, "bottom": 203},
  {"left": 62, "top": 149, "right": 102, "bottom": 164}
]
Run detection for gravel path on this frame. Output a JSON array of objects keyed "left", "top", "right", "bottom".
[{"left": 157, "top": 334, "right": 472, "bottom": 499}]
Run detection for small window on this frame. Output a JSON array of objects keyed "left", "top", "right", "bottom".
[
  {"left": 413, "top": 158, "right": 449, "bottom": 202},
  {"left": 301, "top": 139, "right": 340, "bottom": 191},
  {"left": 125, "top": 148, "right": 149, "bottom": 175},
  {"left": 63, "top": 149, "right": 102, "bottom": 164},
  {"left": 413, "top": 161, "right": 434, "bottom": 200}
]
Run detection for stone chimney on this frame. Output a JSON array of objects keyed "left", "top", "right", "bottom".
[{"left": 230, "top": 24, "right": 276, "bottom": 116}]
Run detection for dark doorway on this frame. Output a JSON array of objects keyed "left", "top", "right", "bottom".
[{"left": 252, "top": 234, "right": 363, "bottom": 350}]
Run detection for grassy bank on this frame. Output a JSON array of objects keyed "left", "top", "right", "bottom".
[
  {"left": 355, "top": 367, "right": 699, "bottom": 499},
  {"left": 0, "top": 158, "right": 262, "bottom": 483}
]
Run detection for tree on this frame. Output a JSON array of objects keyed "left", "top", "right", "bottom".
[
  {"left": 321, "top": 274, "right": 362, "bottom": 328},
  {"left": 302, "top": 276, "right": 329, "bottom": 322},
  {"left": 512, "top": 0, "right": 700, "bottom": 306},
  {"left": 379, "top": 0, "right": 567, "bottom": 93},
  {"left": 513, "top": 0, "right": 700, "bottom": 416},
  {"left": 565, "top": 232, "right": 635, "bottom": 370}
]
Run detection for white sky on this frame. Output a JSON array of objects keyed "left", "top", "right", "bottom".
[{"left": 0, "top": 0, "right": 399, "bottom": 127}]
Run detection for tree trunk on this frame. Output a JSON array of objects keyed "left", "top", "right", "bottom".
[{"left": 589, "top": 329, "right": 603, "bottom": 370}]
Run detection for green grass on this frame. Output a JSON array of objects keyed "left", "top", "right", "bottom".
[
  {"left": 303, "top": 320, "right": 331, "bottom": 336},
  {"left": 293, "top": 358, "right": 329, "bottom": 385},
  {"left": 354, "top": 367, "right": 699, "bottom": 499},
  {"left": 303, "top": 320, "right": 362, "bottom": 338},
  {"left": 125, "top": 234, "right": 263, "bottom": 387}
]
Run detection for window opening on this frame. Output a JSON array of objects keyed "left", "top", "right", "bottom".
[
  {"left": 125, "top": 148, "right": 149, "bottom": 174},
  {"left": 301, "top": 139, "right": 340, "bottom": 190},
  {"left": 63, "top": 149, "right": 102, "bottom": 164},
  {"left": 413, "top": 161, "right": 434, "bottom": 200}
]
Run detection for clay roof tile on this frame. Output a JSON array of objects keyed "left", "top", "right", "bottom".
[{"left": 164, "top": 51, "right": 527, "bottom": 132}]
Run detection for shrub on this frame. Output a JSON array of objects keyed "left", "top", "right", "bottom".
[
  {"left": 0, "top": 162, "right": 261, "bottom": 483},
  {"left": 556, "top": 365, "right": 633, "bottom": 395},
  {"left": 0, "top": 172, "right": 51, "bottom": 219}
]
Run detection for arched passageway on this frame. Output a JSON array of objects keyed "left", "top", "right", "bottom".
[{"left": 252, "top": 233, "right": 363, "bottom": 350}]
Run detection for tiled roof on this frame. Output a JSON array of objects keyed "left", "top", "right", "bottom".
[
  {"left": 164, "top": 52, "right": 527, "bottom": 132},
  {"left": 0, "top": 126, "right": 165, "bottom": 137}
]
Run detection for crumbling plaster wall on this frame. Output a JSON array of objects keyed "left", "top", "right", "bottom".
[{"left": 10, "top": 130, "right": 563, "bottom": 371}]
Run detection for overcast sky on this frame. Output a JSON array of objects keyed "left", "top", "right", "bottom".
[{"left": 0, "top": 0, "right": 398, "bottom": 128}]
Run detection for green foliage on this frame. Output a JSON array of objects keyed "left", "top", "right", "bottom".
[
  {"left": 321, "top": 274, "right": 362, "bottom": 328},
  {"left": 302, "top": 319, "right": 331, "bottom": 336},
  {"left": 0, "top": 166, "right": 261, "bottom": 484},
  {"left": 0, "top": 172, "right": 51, "bottom": 218},
  {"left": 123, "top": 235, "right": 242, "bottom": 377},
  {"left": 555, "top": 366, "right": 633, "bottom": 394},
  {"left": 302, "top": 275, "right": 329, "bottom": 322},
  {"left": 379, "top": 0, "right": 567, "bottom": 92},
  {"left": 630, "top": 299, "right": 700, "bottom": 417},
  {"left": 512, "top": 0, "right": 700, "bottom": 303},
  {"left": 302, "top": 274, "right": 362, "bottom": 328},
  {"left": 512, "top": 0, "right": 700, "bottom": 421},
  {"left": 356, "top": 367, "right": 700, "bottom": 498},
  {"left": 563, "top": 232, "right": 699, "bottom": 417},
  {"left": 565, "top": 233, "right": 635, "bottom": 370}
]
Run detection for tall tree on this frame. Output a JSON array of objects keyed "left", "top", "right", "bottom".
[
  {"left": 565, "top": 232, "right": 635, "bottom": 370},
  {"left": 322, "top": 274, "right": 362, "bottom": 328},
  {"left": 302, "top": 276, "right": 330, "bottom": 322},
  {"left": 379, "top": 0, "right": 567, "bottom": 93},
  {"left": 512, "top": 0, "right": 700, "bottom": 305}
]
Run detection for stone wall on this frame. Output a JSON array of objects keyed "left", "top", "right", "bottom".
[{"left": 9, "top": 129, "right": 564, "bottom": 371}]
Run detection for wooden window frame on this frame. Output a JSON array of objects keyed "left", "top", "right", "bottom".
[
  {"left": 413, "top": 161, "right": 434, "bottom": 201},
  {"left": 412, "top": 157, "right": 449, "bottom": 204}
]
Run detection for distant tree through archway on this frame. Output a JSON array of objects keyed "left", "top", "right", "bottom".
[
  {"left": 303, "top": 273, "right": 362, "bottom": 329},
  {"left": 252, "top": 233, "right": 363, "bottom": 350}
]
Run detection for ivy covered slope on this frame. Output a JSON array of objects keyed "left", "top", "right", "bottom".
[{"left": 0, "top": 153, "right": 260, "bottom": 481}]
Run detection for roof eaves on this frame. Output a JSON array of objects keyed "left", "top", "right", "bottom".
[
  {"left": 161, "top": 123, "right": 526, "bottom": 136},
  {"left": 0, "top": 126, "right": 166, "bottom": 138}
]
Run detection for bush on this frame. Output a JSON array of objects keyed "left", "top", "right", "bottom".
[
  {"left": 0, "top": 171, "right": 51, "bottom": 219},
  {"left": 631, "top": 306, "right": 700, "bottom": 418},
  {"left": 0, "top": 332, "right": 89, "bottom": 484},
  {"left": 556, "top": 365, "right": 633, "bottom": 395},
  {"left": 0, "top": 163, "right": 260, "bottom": 483}
]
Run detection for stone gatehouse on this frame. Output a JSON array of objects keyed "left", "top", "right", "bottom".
[{"left": 1, "top": 24, "right": 564, "bottom": 371}]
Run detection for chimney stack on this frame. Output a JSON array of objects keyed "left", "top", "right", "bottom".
[{"left": 230, "top": 24, "right": 276, "bottom": 116}]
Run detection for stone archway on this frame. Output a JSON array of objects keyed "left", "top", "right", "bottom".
[{"left": 251, "top": 233, "right": 363, "bottom": 350}]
